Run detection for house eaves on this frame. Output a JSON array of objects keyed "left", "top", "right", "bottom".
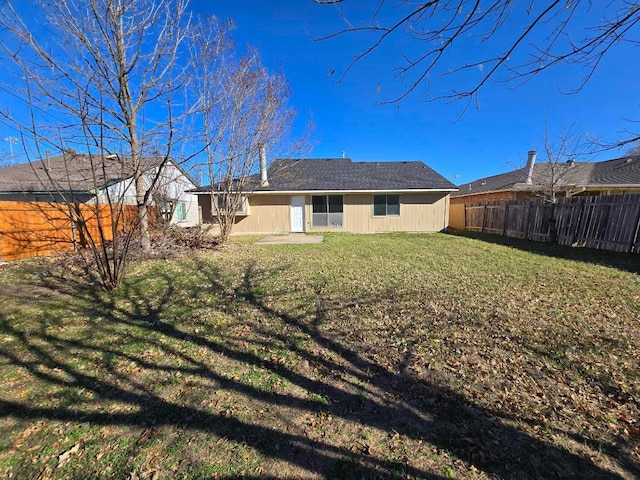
[
  {"left": 190, "top": 188, "right": 458, "bottom": 195},
  {"left": 453, "top": 188, "right": 515, "bottom": 198},
  {"left": 0, "top": 189, "right": 91, "bottom": 195},
  {"left": 574, "top": 183, "right": 640, "bottom": 189},
  {"left": 246, "top": 188, "right": 457, "bottom": 195}
]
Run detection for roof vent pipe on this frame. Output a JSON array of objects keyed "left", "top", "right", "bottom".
[
  {"left": 525, "top": 150, "right": 537, "bottom": 184},
  {"left": 259, "top": 144, "right": 268, "bottom": 186}
]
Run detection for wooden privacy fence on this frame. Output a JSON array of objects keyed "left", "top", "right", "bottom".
[
  {"left": 463, "top": 194, "right": 640, "bottom": 253},
  {"left": 0, "top": 201, "right": 140, "bottom": 261},
  {"left": 449, "top": 203, "right": 465, "bottom": 230}
]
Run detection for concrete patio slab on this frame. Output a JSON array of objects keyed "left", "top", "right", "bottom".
[{"left": 255, "top": 234, "right": 324, "bottom": 245}]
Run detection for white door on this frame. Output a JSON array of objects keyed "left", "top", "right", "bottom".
[{"left": 290, "top": 196, "right": 305, "bottom": 232}]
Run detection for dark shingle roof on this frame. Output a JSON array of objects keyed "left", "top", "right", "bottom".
[
  {"left": 0, "top": 154, "right": 173, "bottom": 193},
  {"left": 193, "top": 158, "right": 457, "bottom": 193},
  {"left": 453, "top": 154, "right": 640, "bottom": 197}
]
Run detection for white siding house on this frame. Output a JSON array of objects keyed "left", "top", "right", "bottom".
[{"left": 0, "top": 154, "right": 200, "bottom": 227}]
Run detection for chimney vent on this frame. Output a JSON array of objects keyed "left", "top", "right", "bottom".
[
  {"left": 259, "top": 145, "right": 268, "bottom": 186},
  {"left": 525, "top": 150, "right": 537, "bottom": 184}
]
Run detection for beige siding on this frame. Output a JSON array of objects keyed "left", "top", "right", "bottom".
[
  {"left": 305, "top": 193, "right": 450, "bottom": 233},
  {"left": 231, "top": 195, "right": 291, "bottom": 234},
  {"left": 201, "top": 192, "right": 451, "bottom": 234}
]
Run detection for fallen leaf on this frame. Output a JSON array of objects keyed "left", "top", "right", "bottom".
[{"left": 57, "top": 443, "right": 80, "bottom": 468}]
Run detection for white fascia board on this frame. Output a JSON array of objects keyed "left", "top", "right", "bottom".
[
  {"left": 576, "top": 184, "right": 640, "bottom": 189},
  {"left": 248, "top": 188, "right": 458, "bottom": 195},
  {"left": 191, "top": 189, "right": 458, "bottom": 195},
  {"left": 451, "top": 189, "right": 505, "bottom": 198}
]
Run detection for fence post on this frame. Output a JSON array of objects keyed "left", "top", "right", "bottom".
[
  {"left": 502, "top": 203, "right": 509, "bottom": 237},
  {"left": 481, "top": 204, "right": 487, "bottom": 233},
  {"left": 524, "top": 202, "right": 532, "bottom": 240},
  {"left": 630, "top": 199, "right": 640, "bottom": 253},
  {"left": 67, "top": 204, "right": 78, "bottom": 251},
  {"left": 464, "top": 204, "right": 467, "bottom": 231},
  {"left": 571, "top": 197, "right": 586, "bottom": 246}
]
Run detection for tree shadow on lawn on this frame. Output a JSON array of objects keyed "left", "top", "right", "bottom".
[
  {"left": 447, "top": 230, "right": 640, "bottom": 275},
  {"left": 0, "top": 259, "right": 632, "bottom": 479}
]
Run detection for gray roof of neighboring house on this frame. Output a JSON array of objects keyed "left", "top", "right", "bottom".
[
  {"left": 193, "top": 158, "right": 457, "bottom": 193},
  {"left": 453, "top": 154, "right": 640, "bottom": 197},
  {"left": 0, "top": 154, "right": 193, "bottom": 194}
]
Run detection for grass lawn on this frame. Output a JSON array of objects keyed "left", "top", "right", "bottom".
[{"left": 0, "top": 232, "right": 639, "bottom": 479}]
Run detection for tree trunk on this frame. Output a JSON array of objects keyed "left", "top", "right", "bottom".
[
  {"left": 138, "top": 201, "right": 151, "bottom": 251},
  {"left": 548, "top": 202, "right": 558, "bottom": 244}
]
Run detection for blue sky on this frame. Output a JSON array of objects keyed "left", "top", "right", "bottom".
[
  {"left": 1, "top": 1, "right": 638, "bottom": 185},
  {"left": 191, "top": 1, "right": 640, "bottom": 183}
]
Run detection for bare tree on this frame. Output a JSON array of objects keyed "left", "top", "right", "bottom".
[
  {"left": 535, "top": 124, "right": 590, "bottom": 243},
  {"left": 0, "top": 0, "right": 192, "bottom": 247},
  {"left": 312, "top": 1, "right": 640, "bottom": 146},
  {"left": 190, "top": 18, "right": 298, "bottom": 243},
  {"left": 0, "top": 0, "right": 194, "bottom": 289},
  {"left": 626, "top": 142, "right": 640, "bottom": 156},
  {"left": 538, "top": 126, "right": 587, "bottom": 201}
]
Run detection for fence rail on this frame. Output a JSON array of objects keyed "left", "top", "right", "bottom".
[
  {"left": 462, "top": 194, "right": 640, "bottom": 254},
  {"left": 0, "top": 201, "right": 139, "bottom": 261}
]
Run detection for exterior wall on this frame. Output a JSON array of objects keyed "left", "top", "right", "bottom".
[
  {"left": 94, "top": 162, "right": 199, "bottom": 227},
  {"left": 199, "top": 194, "right": 291, "bottom": 235},
  {"left": 450, "top": 191, "right": 517, "bottom": 204},
  {"left": 308, "top": 192, "right": 449, "bottom": 233},
  {"left": 200, "top": 192, "right": 451, "bottom": 234},
  {"left": 233, "top": 195, "right": 290, "bottom": 234},
  {"left": 159, "top": 164, "right": 199, "bottom": 227}
]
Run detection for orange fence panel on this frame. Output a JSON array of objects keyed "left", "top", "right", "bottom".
[{"left": 0, "top": 201, "right": 140, "bottom": 261}]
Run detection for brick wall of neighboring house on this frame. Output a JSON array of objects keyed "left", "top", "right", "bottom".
[{"left": 450, "top": 191, "right": 517, "bottom": 205}]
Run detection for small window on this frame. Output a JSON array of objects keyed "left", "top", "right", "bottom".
[
  {"left": 373, "top": 194, "right": 400, "bottom": 216},
  {"left": 312, "top": 195, "right": 343, "bottom": 227},
  {"left": 216, "top": 195, "right": 248, "bottom": 215},
  {"left": 175, "top": 202, "right": 187, "bottom": 222}
]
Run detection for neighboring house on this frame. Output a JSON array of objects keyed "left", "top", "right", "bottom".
[
  {"left": 0, "top": 153, "right": 200, "bottom": 226},
  {"left": 191, "top": 157, "right": 457, "bottom": 234},
  {"left": 452, "top": 151, "right": 640, "bottom": 205}
]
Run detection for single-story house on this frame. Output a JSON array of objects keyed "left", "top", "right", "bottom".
[
  {"left": 0, "top": 153, "right": 200, "bottom": 226},
  {"left": 452, "top": 151, "right": 640, "bottom": 205},
  {"left": 191, "top": 157, "right": 457, "bottom": 234}
]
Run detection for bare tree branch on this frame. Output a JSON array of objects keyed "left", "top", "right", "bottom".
[
  {"left": 0, "top": 0, "right": 196, "bottom": 289},
  {"left": 312, "top": 0, "right": 640, "bottom": 124},
  {"left": 189, "top": 17, "right": 303, "bottom": 242}
]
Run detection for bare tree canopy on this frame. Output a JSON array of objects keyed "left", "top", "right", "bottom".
[
  {"left": 0, "top": 0, "right": 197, "bottom": 288},
  {"left": 627, "top": 141, "right": 640, "bottom": 156},
  {"left": 0, "top": 0, "right": 193, "bottom": 254},
  {"left": 190, "top": 17, "right": 299, "bottom": 242},
  {"left": 312, "top": 1, "right": 640, "bottom": 144}
]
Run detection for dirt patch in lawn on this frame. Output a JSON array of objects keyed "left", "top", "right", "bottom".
[{"left": 255, "top": 234, "right": 324, "bottom": 245}]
